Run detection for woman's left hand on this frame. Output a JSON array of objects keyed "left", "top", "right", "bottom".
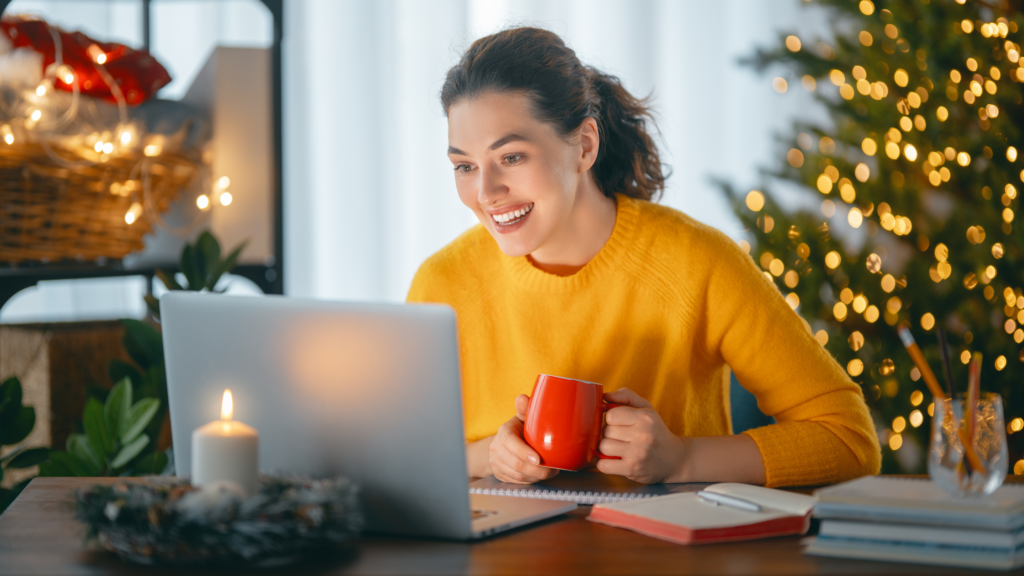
[{"left": 596, "top": 388, "right": 687, "bottom": 484}]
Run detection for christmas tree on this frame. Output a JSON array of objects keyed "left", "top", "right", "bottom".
[{"left": 723, "top": 0, "right": 1024, "bottom": 473}]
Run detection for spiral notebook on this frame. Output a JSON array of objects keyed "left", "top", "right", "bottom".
[{"left": 469, "top": 471, "right": 708, "bottom": 504}]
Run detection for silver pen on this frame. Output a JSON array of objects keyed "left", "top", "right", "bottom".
[{"left": 696, "top": 490, "right": 762, "bottom": 512}]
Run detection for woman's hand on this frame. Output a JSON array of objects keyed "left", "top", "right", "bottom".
[
  {"left": 596, "top": 388, "right": 687, "bottom": 484},
  {"left": 488, "top": 394, "right": 559, "bottom": 484}
]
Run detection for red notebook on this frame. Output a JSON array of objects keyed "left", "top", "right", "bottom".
[{"left": 588, "top": 483, "right": 814, "bottom": 545}]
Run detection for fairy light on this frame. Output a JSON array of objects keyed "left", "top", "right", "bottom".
[
  {"left": 197, "top": 195, "right": 210, "bottom": 210},
  {"left": 220, "top": 192, "right": 233, "bottom": 206}
]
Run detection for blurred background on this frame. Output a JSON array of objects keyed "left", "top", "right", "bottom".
[
  {"left": 0, "top": 0, "right": 828, "bottom": 321},
  {"left": 4, "top": 0, "right": 1020, "bottom": 494}
]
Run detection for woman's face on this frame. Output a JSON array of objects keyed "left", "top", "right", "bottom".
[{"left": 447, "top": 91, "right": 591, "bottom": 257}]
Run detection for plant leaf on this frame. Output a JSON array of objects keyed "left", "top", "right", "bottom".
[
  {"left": 144, "top": 294, "right": 162, "bottom": 320},
  {"left": 119, "top": 319, "right": 164, "bottom": 369},
  {"left": 66, "top": 434, "right": 102, "bottom": 475},
  {"left": 196, "top": 231, "right": 221, "bottom": 288},
  {"left": 0, "top": 376, "right": 23, "bottom": 421},
  {"left": 133, "top": 450, "right": 168, "bottom": 476},
  {"left": 155, "top": 269, "right": 184, "bottom": 291},
  {"left": 208, "top": 240, "right": 247, "bottom": 291},
  {"left": 0, "top": 479, "right": 31, "bottom": 514},
  {"left": 179, "top": 244, "right": 200, "bottom": 290},
  {"left": 0, "top": 406, "right": 34, "bottom": 445},
  {"left": 43, "top": 451, "right": 93, "bottom": 477},
  {"left": 111, "top": 434, "right": 149, "bottom": 469},
  {"left": 120, "top": 399, "right": 160, "bottom": 444},
  {"left": 104, "top": 378, "right": 132, "bottom": 440},
  {"left": 82, "top": 398, "right": 113, "bottom": 459},
  {"left": 6, "top": 447, "right": 49, "bottom": 469},
  {"left": 108, "top": 360, "right": 143, "bottom": 391}
]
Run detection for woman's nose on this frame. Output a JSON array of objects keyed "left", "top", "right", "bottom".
[{"left": 477, "top": 164, "right": 508, "bottom": 205}]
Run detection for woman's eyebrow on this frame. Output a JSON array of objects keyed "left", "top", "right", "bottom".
[
  {"left": 488, "top": 133, "right": 529, "bottom": 150},
  {"left": 447, "top": 134, "right": 530, "bottom": 156}
]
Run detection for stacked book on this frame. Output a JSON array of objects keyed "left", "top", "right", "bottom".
[{"left": 805, "top": 476, "right": 1024, "bottom": 570}]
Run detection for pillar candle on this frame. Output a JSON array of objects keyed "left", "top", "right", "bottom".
[{"left": 192, "top": 389, "right": 259, "bottom": 495}]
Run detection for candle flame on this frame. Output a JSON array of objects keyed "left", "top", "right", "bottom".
[{"left": 221, "top": 389, "right": 233, "bottom": 421}]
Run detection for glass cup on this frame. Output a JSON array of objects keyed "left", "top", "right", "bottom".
[{"left": 928, "top": 393, "right": 1008, "bottom": 497}]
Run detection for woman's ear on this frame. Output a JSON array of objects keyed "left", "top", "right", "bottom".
[{"left": 577, "top": 117, "right": 600, "bottom": 174}]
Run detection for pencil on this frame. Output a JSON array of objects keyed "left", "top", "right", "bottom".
[
  {"left": 896, "top": 325, "right": 987, "bottom": 475},
  {"left": 966, "top": 352, "right": 981, "bottom": 442},
  {"left": 897, "top": 326, "right": 945, "bottom": 398}
]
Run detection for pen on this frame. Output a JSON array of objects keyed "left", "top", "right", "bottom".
[{"left": 696, "top": 490, "right": 762, "bottom": 512}]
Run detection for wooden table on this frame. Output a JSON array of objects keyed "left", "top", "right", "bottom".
[{"left": 0, "top": 477, "right": 1018, "bottom": 575}]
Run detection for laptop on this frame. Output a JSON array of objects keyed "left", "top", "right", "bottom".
[{"left": 161, "top": 292, "right": 575, "bottom": 539}]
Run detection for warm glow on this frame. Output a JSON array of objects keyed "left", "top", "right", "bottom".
[
  {"left": 197, "top": 194, "right": 210, "bottom": 210},
  {"left": 30, "top": 109, "right": 41, "bottom": 122},
  {"left": 120, "top": 131, "right": 131, "bottom": 145},
  {"left": 909, "top": 410, "right": 923, "bottom": 428},
  {"left": 222, "top": 389, "right": 234, "bottom": 421},
  {"left": 218, "top": 176, "right": 231, "bottom": 190},
  {"left": 889, "top": 433, "right": 902, "bottom": 450},
  {"left": 144, "top": 144, "right": 161, "bottom": 157},
  {"left": 96, "top": 53, "right": 107, "bottom": 65},
  {"left": 746, "top": 190, "right": 765, "bottom": 211},
  {"left": 35, "top": 84, "right": 46, "bottom": 96},
  {"left": 921, "top": 312, "right": 935, "bottom": 330},
  {"left": 910, "top": 390, "right": 924, "bottom": 406},
  {"left": 220, "top": 192, "right": 233, "bottom": 206},
  {"left": 1010, "top": 147, "right": 1019, "bottom": 162},
  {"left": 786, "top": 36, "right": 801, "bottom": 52}
]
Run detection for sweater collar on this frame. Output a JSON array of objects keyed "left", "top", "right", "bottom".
[{"left": 501, "top": 193, "right": 640, "bottom": 293}]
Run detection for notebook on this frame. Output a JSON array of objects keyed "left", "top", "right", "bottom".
[
  {"left": 469, "top": 471, "right": 708, "bottom": 504},
  {"left": 813, "top": 476, "right": 1024, "bottom": 530},
  {"left": 588, "top": 483, "right": 815, "bottom": 545}
]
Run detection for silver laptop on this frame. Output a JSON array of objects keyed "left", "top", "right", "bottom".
[{"left": 161, "top": 292, "right": 575, "bottom": 539}]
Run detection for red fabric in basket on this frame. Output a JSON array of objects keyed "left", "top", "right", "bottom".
[{"left": 1, "top": 15, "right": 171, "bottom": 105}]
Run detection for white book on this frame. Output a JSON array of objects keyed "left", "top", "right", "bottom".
[{"left": 813, "top": 477, "right": 1024, "bottom": 530}]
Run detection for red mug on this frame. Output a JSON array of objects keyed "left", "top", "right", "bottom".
[{"left": 522, "top": 374, "right": 623, "bottom": 471}]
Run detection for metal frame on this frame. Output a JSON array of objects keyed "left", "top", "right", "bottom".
[{"left": 0, "top": 0, "right": 285, "bottom": 312}]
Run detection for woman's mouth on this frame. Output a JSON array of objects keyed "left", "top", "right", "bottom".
[{"left": 490, "top": 203, "right": 533, "bottom": 234}]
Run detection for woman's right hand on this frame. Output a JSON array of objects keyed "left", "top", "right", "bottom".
[{"left": 488, "top": 394, "right": 559, "bottom": 484}]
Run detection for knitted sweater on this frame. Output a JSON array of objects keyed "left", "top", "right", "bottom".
[{"left": 407, "top": 194, "right": 881, "bottom": 487}]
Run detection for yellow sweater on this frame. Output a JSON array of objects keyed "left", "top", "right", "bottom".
[{"left": 407, "top": 194, "right": 881, "bottom": 487}]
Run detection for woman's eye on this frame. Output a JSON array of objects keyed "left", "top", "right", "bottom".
[
  {"left": 504, "top": 154, "right": 523, "bottom": 165},
  {"left": 454, "top": 164, "right": 473, "bottom": 174}
]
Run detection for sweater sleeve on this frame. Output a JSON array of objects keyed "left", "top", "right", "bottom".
[{"left": 702, "top": 233, "right": 881, "bottom": 487}]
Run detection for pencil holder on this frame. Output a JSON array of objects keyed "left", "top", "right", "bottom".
[{"left": 928, "top": 393, "right": 1008, "bottom": 497}]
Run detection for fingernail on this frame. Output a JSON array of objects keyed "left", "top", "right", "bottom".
[{"left": 528, "top": 455, "right": 539, "bottom": 465}]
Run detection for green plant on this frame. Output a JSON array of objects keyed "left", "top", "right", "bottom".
[
  {"left": 145, "top": 231, "right": 246, "bottom": 319},
  {"left": 0, "top": 376, "right": 48, "bottom": 513},
  {"left": 39, "top": 378, "right": 166, "bottom": 477}
]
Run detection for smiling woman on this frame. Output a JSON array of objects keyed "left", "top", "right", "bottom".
[{"left": 408, "top": 27, "right": 880, "bottom": 488}]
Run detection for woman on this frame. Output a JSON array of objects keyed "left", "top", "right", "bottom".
[{"left": 408, "top": 27, "right": 880, "bottom": 487}]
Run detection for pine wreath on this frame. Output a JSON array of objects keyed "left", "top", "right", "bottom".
[{"left": 75, "top": 476, "right": 362, "bottom": 567}]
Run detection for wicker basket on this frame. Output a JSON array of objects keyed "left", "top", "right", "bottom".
[{"left": 0, "top": 142, "right": 198, "bottom": 263}]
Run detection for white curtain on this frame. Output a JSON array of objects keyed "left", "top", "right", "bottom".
[
  {"left": 1, "top": 0, "right": 828, "bottom": 321},
  {"left": 284, "top": 0, "right": 828, "bottom": 303}
]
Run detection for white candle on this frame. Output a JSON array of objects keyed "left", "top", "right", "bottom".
[{"left": 191, "top": 389, "right": 259, "bottom": 495}]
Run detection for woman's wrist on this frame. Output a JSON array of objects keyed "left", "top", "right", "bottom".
[
  {"left": 466, "top": 435, "right": 495, "bottom": 479},
  {"left": 667, "top": 435, "right": 767, "bottom": 485}
]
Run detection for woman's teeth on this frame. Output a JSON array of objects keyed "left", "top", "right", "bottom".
[{"left": 492, "top": 203, "right": 533, "bottom": 225}]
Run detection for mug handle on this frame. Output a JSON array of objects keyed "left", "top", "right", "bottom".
[{"left": 597, "top": 403, "right": 625, "bottom": 460}]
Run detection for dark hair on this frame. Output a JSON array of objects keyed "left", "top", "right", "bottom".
[{"left": 441, "top": 27, "right": 665, "bottom": 202}]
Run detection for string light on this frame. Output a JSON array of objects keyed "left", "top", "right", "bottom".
[{"left": 197, "top": 195, "right": 210, "bottom": 210}]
